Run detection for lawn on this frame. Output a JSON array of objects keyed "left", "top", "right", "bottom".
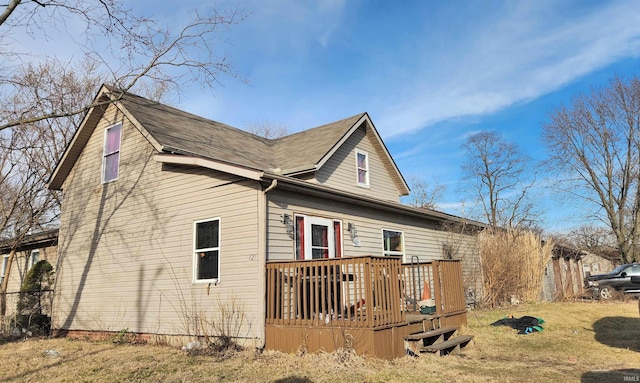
[{"left": 0, "top": 301, "right": 638, "bottom": 382}]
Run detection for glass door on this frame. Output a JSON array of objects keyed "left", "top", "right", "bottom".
[{"left": 304, "top": 217, "right": 335, "bottom": 259}]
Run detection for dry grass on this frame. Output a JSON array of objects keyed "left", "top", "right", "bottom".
[
  {"left": 0, "top": 301, "right": 638, "bottom": 382},
  {"left": 479, "top": 230, "right": 553, "bottom": 306}
]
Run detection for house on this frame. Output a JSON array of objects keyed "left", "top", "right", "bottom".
[
  {"left": 581, "top": 248, "right": 618, "bottom": 275},
  {"left": 0, "top": 229, "right": 58, "bottom": 319},
  {"left": 47, "top": 85, "right": 481, "bottom": 358}
]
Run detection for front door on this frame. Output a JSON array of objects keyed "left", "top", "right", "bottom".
[{"left": 304, "top": 216, "right": 335, "bottom": 259}]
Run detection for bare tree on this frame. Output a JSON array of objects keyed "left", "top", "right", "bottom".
[
  {"left": 543, "top": 75, "right": 640, "bottom": 264},
  {"left": 0, "top": 1, "right": 246, "bottom": 131},
  {"left": 462, "top": 131, "right": 537, "bottom": 230},
  {"left": 405, "top": 175, "right": 445, "bottom": 209},
  {"left": 0, "top": 1, "right": 246, "bottom": 317},
  {"left": 0, "top": 123, "right": 56, "bottom": 315},
  {"left": 566, "top": 225, "right": 616, "bottom": 253},
  {"left": 245, "top": 121, "right": 289, "bottom": 139},
  {"left": 0, "top": 61, "right": 104, "bottom": 315}
]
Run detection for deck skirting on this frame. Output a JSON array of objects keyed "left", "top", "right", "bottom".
[{"left": 265, "top": 320, "right": 423, "bottom": 359}]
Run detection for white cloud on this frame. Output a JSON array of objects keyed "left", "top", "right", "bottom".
[{"left": 376, "top": 0, "right": 640, "bottom": 137}]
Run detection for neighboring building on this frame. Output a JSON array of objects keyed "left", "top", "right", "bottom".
[
  {"left": 542, "top": 245, "right": 584, "bottom": 301},
  {"left": 47, "top": 85, "right": 483, "bottom": 357},
  {"left": 0, "top": 229, "right": 58, "bottom": 318},
  {"left": 542, "top": 244, "right": 623, "bottom": 301},
  {"left": 582, "top": 251, "right": 616, "bottom": 277}
]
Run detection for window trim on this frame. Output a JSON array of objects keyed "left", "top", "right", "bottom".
[
  {"left": 193, "top": 217, "right": 221, "bottom": 284},
  {"left": 355, "top": 149, "right": 370, "bottom": 187},
  {"left": 0, "top": 254, "right": 8, "bottom": 285},
  {"left": 101, "top": 122, "right": 123, "bottom": 183},
  {"left": 28, "top": 249, "right": 40, "bottom": 270},
  {"left": 382, "top": 229, "right": 404, "bottom": 258}
]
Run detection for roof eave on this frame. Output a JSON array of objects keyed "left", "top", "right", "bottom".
[
  {"left": 154, "top": 152, "right": 264, "bottom": 181},
  {"left": 262, "top": 173, "right": 485, "bottom": 228},
  {"left": 47, "top": 85, "right": 113, "bottom": 190},
  {"left": 279, "top": 165, "right": 317, "bottom": 177},
  {"left": 0, "top": 228, "right": 59, "bottom": 253}
]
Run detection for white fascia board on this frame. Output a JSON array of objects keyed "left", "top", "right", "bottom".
[
  {"left": 153, "top": 154, "right": 264, "bottom": 181},
  {"left": 315, "top": 114, "right": 369, "bottom": 170}
]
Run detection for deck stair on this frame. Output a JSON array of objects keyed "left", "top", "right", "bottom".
[{"left": 404, "top": 325, "right": 474, "bottom": 356}]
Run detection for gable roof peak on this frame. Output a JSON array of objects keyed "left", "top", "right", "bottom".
[
  {"left": 49, "top": 86, "right": 408, "bottom": 195},
  {"left": 275, "top": 112, "right": 367, "bottom": 141}
]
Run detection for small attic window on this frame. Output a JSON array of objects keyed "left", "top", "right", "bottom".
[
  {"left": 355, "top": 149, "right": 369, "bottom": 187},
  {"left": 102, "top": 123, "right": 122, "bottom": 183}
]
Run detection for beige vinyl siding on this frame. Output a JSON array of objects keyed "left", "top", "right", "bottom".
[
  {"left": 55, "top": 104, "right": 262, "bottom": 342},
  {"left": 1, "top": 245, "right": 58, "bottom": 317},
  {"left": 314, "top": 124, "right": 401, "bottom": 202},
  {"left": 266, "top": 189, "right": 478, "bottom": 265},
  {"left": 0, "top": 246, "right": 58, "bottom": 293}
]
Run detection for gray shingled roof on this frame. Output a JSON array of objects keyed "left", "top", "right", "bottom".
[
  {"left": 271, "top": 114, "right": 365, "bottom": 173},
  {"left": 119, "top": 91, "right": 365, "bottom": 173}
]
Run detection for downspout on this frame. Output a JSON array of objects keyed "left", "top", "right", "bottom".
[
  {"left": 264, "top": 179, "right": 278, "bottom": 194},
  {"left": 257, "top": 179, "right": 277, "bottom": 349}
]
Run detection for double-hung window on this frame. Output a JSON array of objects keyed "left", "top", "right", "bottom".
[
  {"left": 355, "top": 149, "right": 369, "bottom": 187},
  {"left": 102, "top": 122, "right": 122, "bottom": 183},
  {"left": 382, "top": 229, "right": 404, "bottom": 257},
  {"left": 295, "top": 215, "right": 343, "bottom": 260},
  {"left": 193, "top": 218, "right": 221, "bottom": 282}
]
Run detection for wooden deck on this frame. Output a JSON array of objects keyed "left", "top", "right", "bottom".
[{"left": 265, "top": 256, "right": 468, "bottom": 359}]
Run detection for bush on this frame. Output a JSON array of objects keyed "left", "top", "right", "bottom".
[{"left": 15, "top": 260, "right": 54, "bottom": 335}]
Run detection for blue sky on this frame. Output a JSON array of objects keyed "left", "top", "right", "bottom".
[
  {"left": 171, "top": 0, "right": 640, "bottom": 232},
  {"left": 11, "top": 0, "right": 640, "bottom": 232}
]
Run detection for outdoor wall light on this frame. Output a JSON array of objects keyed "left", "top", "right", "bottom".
[
  {"left": 281, "top": 214, "right": 294, "bottom": 237},
  {"left": 347, "top": 222, "right": 360, "bottom": 246}
]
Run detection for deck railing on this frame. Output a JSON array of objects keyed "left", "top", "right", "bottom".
[
  {"left": 265, "top": 257, "right": 467, "bottom": 328},
  {"left": 265, "top": 256, "right": 406, "bottom": 328},
  {"left": 401, "top": 260, "right": 467, "bottom": 319}
]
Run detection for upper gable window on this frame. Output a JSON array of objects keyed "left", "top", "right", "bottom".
[
  {"left": 355, "top": 149, "right": 369, "bottom": 187},
  {"left": 102, "top": 123, "right": 122, "bottom": 183}
]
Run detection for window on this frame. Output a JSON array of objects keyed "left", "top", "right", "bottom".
[
  {"left": 355, "top": 149, "right": 369, "bottom": 187},
  {"left": 28, "top": 250, "right": 40, "bottom": 269},
  {"left": 102, "top": 122, "right": 122, "bottom": 183},
  {"left": 193, "top": 218, "right": 220, "bottom": 282},
  {"left": 627, "top": 264, "right": 640, "bottom": 276},
  {"left": 0, "top": 255, "right": 8, "bottom": 285},
  {"left": 382, "top": 230, "right": 403, "bottom": 257},
  {"left": 295, "top": 215, "right": 342, "bottom": 260}
]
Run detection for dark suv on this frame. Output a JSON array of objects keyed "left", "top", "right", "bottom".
[{"left": 585, "top": 263, "right": 640, "bottom": 300}]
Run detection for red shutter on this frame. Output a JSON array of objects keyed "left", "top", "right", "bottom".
[
  {"left": 334, "top": 221, "right": 342, "bottom": 258},
  {"left": 295, "top": 216, "right": 305, "bottom": 260}
]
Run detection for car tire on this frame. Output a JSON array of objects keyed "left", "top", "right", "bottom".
[{"left": 600, "top": 286, "right": 614, "bottom": 300}]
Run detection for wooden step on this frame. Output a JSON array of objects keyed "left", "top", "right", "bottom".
[
  {"left": 404, "top": 326, "right": 457, "bottom": 341},
  {"left": 421, "top": 335, "right": 474, "bottom": 356},
  {"left": 404, "top": 326, "right": 459, "bottom": 356}
]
